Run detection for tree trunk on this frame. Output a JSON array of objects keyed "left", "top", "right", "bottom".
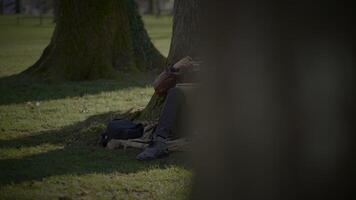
[
  {"left": 166, "top": 0, "right": 201, "bottom": 66},
  {"left": 191, "top": 1, "right": 355, "bottom": 199},
  {"left": 23, "top": 0, "right": 165, "bottom": 81},
  {"left": 0, "top": 0, "right": 3, "bottom": 15},
  {"left": 154, "top": 0, "right": 161, "bottom": 17},
  {"left": 146, "top": 0, "right": 154, "bottom": 14},
  {"left": 138, "top": 0, "right": 200, "bottom": 121},
  {"left": 53, "top": 0, "right": 59, "bottom": 23},
  {"left": 15, "top": 0, "right": 20, "bottom": 14}
]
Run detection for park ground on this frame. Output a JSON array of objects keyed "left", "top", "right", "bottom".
[{"left": 0, "top": 15, "right": 191, "bottom": 200}]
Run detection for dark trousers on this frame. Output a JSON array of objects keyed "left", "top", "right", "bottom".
[{"left": 154, "top": 87, "right": 186, "bottom": 140}]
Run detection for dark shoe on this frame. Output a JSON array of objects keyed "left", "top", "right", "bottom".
[{"left": 136, "top": 141, "right": 168, "bottom": 161}]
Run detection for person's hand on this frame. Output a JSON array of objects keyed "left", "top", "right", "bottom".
[{"left": 172, "top": 56, "right": 193, "bottom": 70}]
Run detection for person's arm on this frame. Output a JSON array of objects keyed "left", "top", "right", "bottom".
[
  {"left": 153, "top": 66, "right": 179, "bottom": 96},
  {"left": 153, "top": 56, "right": 194, "bottom": 96}
]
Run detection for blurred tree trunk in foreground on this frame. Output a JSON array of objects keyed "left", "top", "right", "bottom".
[
  {"left": 23, "top": 0, "right": 164, "bottom": 81},
  {"left": 192, "top": 1, "right": 355, "bottom": 200},
  {"left": 138, "top": 0, "right": 200, "bottom": 120}
]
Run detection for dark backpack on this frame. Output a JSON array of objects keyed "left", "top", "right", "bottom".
[{"left": 100, "top": 119, "right": 144, "bottom": 147}]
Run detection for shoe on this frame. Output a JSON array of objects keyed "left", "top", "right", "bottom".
[{"left": 136, "top": 141, "right": 169, "bottom": 161}]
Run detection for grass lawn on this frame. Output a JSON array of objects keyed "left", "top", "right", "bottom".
[{"left": 0, "top": 15, "right": 192, "bottom": 200}]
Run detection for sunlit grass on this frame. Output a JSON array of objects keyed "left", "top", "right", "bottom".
[
  {"left": 0, "top": 15, "right": 191, "bottom": 200},
  {"left": 0, "top": 15, "right": 172, "bottom": 78}
]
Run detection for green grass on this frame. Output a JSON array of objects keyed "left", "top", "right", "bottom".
[{"left": 0, "top": 15, "right": 192, "bottom": 200}]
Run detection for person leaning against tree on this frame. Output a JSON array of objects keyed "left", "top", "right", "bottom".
[{"left": 137, "top": 56, "right": 201, "bottom": 161}]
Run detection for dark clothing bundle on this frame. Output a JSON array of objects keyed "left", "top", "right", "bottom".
[{"left": 101, "top": 119, "right": 144, "bottom": 147}]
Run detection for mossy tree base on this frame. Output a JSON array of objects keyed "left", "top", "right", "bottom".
[
  {"left": 23, "top": 0, "right": 165, "bottom": 81},
  {"left": 137, "top": 94, "right": 166, "bottom": 121}
]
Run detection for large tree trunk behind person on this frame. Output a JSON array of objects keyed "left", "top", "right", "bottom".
[
  {"left": 138, "top": 0, "right": 200, "bottom": 121},
  {"left": 23, "top": 0, "right": 164, "bottom": 81}
]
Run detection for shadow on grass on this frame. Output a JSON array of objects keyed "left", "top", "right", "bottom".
[
  {"left": 0, "top": 111, "right": 190, "bottom": 186},
  {"left": 0, "top": 73, "right": 156, "bottom": 106}
]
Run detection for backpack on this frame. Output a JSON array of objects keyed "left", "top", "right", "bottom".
[{"left": 100, "top": 119, "right": 144, "bottom": 147}]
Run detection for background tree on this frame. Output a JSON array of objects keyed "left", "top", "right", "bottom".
[
  {"left": 0, "top": 0, "right": 3, "bottom": 15},
  {"left": 154, "top": 0, "right": 161, "bottom": 17},
  {"left": 146, "top": 0, "right": 153, "bottom": 14},
  {"left": 23, "top": 0, "right": 165, "bottom": 81},
  {"left": 15, "top": 0, "right": 20, "bottom": 14},
  {"left": 138, "top": 0, "right": 200, "bottom": 120}
]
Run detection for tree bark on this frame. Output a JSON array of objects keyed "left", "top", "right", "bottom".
[
  {"left": 191, "top": 1, "right": 355, "bottom": 199},
  {"left": 154, "top": 0, "right": 161, "bottom": 17},
  {"left": 166, "top": 0, "right": 201, "bottom": 66},
  {"left": 23, "top": 0, "right": 165, "bottom": 81},
  {"left": 138, "top": 0, "right": 200, "bottom": 121},
  {"left": 53, "top": 0, "right": 59, "bottom": 23},
  {"left": 0, "top": 0, "right": 4, "bottom": 15},
  {"left": 146, "top": 0, "right": 154, "bottom": 14},
  {"left": 0, "top": 0, "right": 3, "bottom": 15},
  {"left": 15, "top": 0, "right": 20, "bottom": 14}
]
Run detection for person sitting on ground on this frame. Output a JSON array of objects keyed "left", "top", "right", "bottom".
[{"left": 136, "top": 56, "right": 199, "bottom": 161}]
